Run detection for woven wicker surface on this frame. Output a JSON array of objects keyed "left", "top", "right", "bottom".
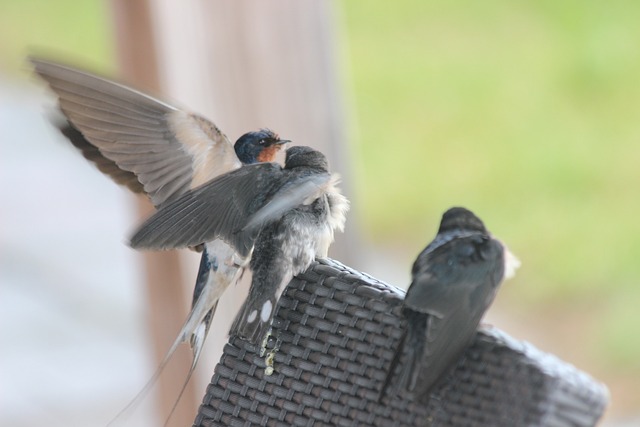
[{"left": 194, "top": 258, "right": 608, "bottom": 427}]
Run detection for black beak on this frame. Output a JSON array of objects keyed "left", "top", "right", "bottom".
[{"left": 275, "top": 139, "right": 291, "bottom": 145}]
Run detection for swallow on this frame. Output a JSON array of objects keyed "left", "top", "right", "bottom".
[
  {"left": 131, "top": 145, "right": 349, "bottom": 352},
  {"left": 380, "top": 207, "right": 520, "bottom": 401},
  {"left": 30, "top": 57, "right": 289, "bottom": 418}
]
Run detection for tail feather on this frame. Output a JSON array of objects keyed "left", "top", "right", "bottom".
[
  {"left": 107, "top": 269, "right": 232, "bottom": 425},
  {"left": 229, "top": 296, "right": 276, "bottom": 345},
  {"left": 379, "top": 327, "right": 408, "bottom": 402},
  {"left": 379, "top": 310, "right": 426, "bottom": 401},
  {"left": 229, "top": 270, "right": 291, "bottom": 346},
  {"left": 106, "top": 324, "right": 185, "bottom": 426},
  {"left": 189, "top": 303, "right": 216, "bottom": 363},
  {"left": 403, "top": 311, "right": 426, "bottom": 393},
  {"left": 161, "top": 263, "right": 240, "bottom": 426},
  {"left": 162, "top": 352, "right": 199, "bottom": 427}
]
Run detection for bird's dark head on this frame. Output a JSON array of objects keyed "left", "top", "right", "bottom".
[
  {"left": 234, "top": 129, "right": 290, "bottom": 164},
  {"left": 438, "top": 207, "right": 487, "bottom": 235},
  {"left": 284, "top": 145, "right": 329, "bottom": 171}
]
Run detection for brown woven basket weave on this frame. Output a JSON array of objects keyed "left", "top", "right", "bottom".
[{"left": 194, "top": 258, "right": 608, "bottom": 427}]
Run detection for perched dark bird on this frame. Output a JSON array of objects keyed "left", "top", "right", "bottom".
[
  {"left": 30, "top": 57, "right": 289, "bottom": 417},
  {"left": 381, "top": 207, "right": 519, "bottom": 401},
  {"left": 131, "top": 145, "right": 349, "bottom": 349}
]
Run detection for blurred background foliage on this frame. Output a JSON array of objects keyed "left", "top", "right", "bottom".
[
  {"left": 343, "top": 0, "right": 640, "bottom": 375},
  {"left": 2, "top": 0, "right": 638, "bottom": 418},
  {"left": 0, "top": 0, "right": 114, "bottom": 72},
  {"left": 340, "top": 1, "right": 640, "bottom": 415}
]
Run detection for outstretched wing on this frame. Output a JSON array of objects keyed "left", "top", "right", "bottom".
[
  {"left": 130, "top": 164, "right": 331, "bottom": 257},
  {"left": 31, "top": 57, "right": 242, "bottom": 208},
  {"left": 58, "top": 120, "right": 145, "bottom": 193}
]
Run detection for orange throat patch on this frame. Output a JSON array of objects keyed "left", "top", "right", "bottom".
[{"left": 257, "top": 145, "right": 282, "bottom": 163}]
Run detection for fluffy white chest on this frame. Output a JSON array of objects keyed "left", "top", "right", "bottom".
[{"left": 283, "top": 176, "right": 349, "bottom": 275}]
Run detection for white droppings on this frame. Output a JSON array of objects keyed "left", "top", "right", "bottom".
[
  {"left": 246, "top": 310, "right": 258, "bottom": 323},
  {"left": 260, "top": 300, "right": 273, "bottom": 322}
]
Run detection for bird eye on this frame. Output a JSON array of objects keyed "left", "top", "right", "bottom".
[{"left": 259, "top": 139, "right": 266, "bottom": 145}]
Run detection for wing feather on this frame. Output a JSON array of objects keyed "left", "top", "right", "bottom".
[
  {"left": 130, "top": 164, "right": 331, "bottom": 258},
  {"left": 241, "top": 173, "right": 331, "bottom": 233},
  {"left": 31, "top": 57, "right": 242, "bottom": 208},
  {"left": 130, "top": 163, "right": 283, "bottom": 256},
  {"left": 58, "top": 122, "right": 145, "bottom": 193}
]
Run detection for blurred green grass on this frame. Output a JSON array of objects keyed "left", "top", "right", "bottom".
[
  {"left": 341, "top": 0, "right": 640, "bottom": 379},
  {"left": 2, "top": 0, "right": 638, "bottom": 385},
  {"left": 0, "top": 0, "right": 113, "bottom": 74},
  {"left": 343, "top": 2, "right": 640, "bottom": 303}
]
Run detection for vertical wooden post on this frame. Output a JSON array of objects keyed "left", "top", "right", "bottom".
[
  {"left": 149, "top": 1, "right": 358, "bottom": 373},
  {"left": 109, "top": 1, "right": 198, "bottom": 426},
  {"left": 109, "top": 0, "right": 355, "bottom": 425}
]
